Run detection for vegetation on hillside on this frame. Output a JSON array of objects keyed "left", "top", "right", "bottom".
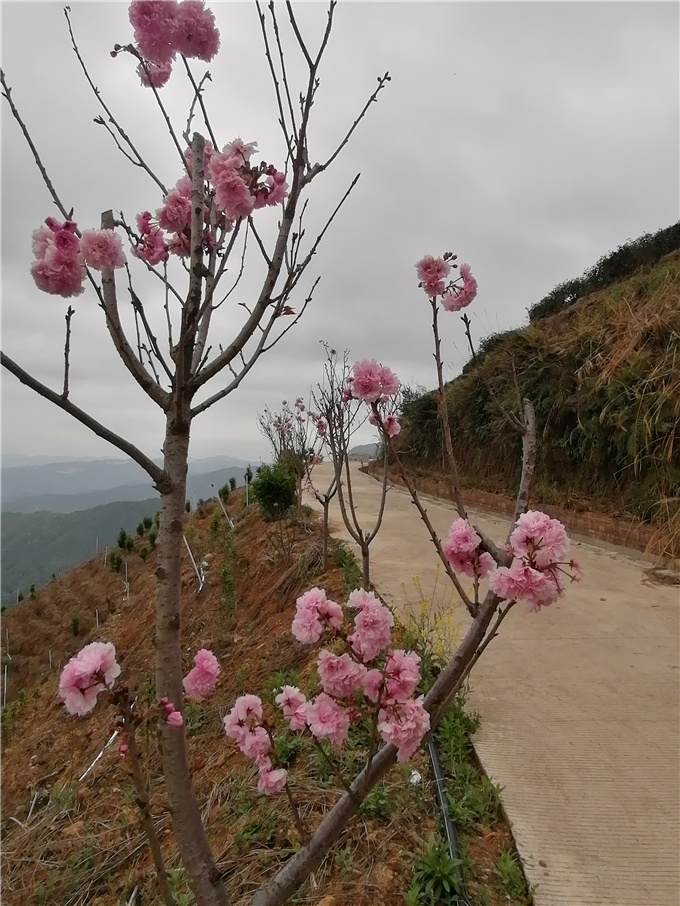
[{"left": 399, "top": 231, "right": 680, "bottom": 558}]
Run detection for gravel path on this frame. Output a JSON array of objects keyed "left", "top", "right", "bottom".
[{"left": 304, "top": 462, "right": 680, "bottom": 906}]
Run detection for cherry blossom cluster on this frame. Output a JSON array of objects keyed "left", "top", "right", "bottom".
[
  {"left": 223, "top": 585, "right": 431, "bottom": 797},
  {"left": 415, "top": 253, "right": 478, "bottom": 311},
  {"left": 183, "top": 648, "right": 220, "bottom": 701},
  {"left": 348, "top": 360, "right": 400, "bottom": 404},
  {"left": 30, "top": 219, "right": 125, "bottom": 297},
  {"left": 58, "top": 642, "right": 122, "bottom": 716},
  {"left": 134, "top": 139, "right": 287, "bottom": 264},
  {"left": 489, "top": 510, "right": 580, "bottom": 612},
  {"left": 128, "top": 0, "right": 220, "bottom": 88},
  {"left": 442, "top": 509, "right": 580, "bottom": 612},
  {"left": 442, "top": 518, "right": 495, "bottom": 580}
]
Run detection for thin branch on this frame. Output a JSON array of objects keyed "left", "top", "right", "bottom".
[
  {"left": 180, "top": 56, "right": 218, "bottom": 148},
  {"left": 62, "top": 306, "right": 75, "bottom": 399},
  {"left": 305, "top": 72, "right": 390, "bottom": 185},
  {"left": 509, "top": 398, "right": 537, "bottom": 535},
  {"left": 285, "top": 0, "right": 315, "bottom": 69},
  {"left": 255, "top": 1, "right": 294, "bottom": 158},
  {"left": 1, "top": 69, "right": 71, "bottom": 221},
  {"left": 248, "top": 217, "right": 273, "bottom": 268},
  {"left": 99, "top": 211, "right": 170, "bottom": 410},
  {"left": 64, "top": 10, "right": 168, "bottom": 195},
  {"left": 269, "top": 2, "right": 299, "bottom": 144},
  {"left": 461, "top": 313, "right": 476, "bottom": 363},
  {"left": 1, "top": 352, "right": 170, "bottom": 491}
]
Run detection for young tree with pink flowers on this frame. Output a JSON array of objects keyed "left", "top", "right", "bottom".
[{"left": 1, "top": 1, "right": 389, "bottom": 903}]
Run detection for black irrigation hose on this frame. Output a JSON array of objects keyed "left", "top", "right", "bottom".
[{"left": 426, "top": 736, "right": 473, "bottom": 906}]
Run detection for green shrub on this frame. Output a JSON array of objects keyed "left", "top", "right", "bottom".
[
  {"left": 251, "top": 463, "right": 296, "bottom": 520},
  {"left": 149, "top": 529, "right": 158, "bottom": 549},
  {"left": 185, "top": 500, "right": 191, "bottom": 513},
  {"left": 136, "top": 522, "right": 144, "bottom": 537},
  {"left": 229, "top": 476, "right": 237, "bottom": 491},
  {"left": 143, "top": 516, "right": 153, "bottom": 530},
  {"left": 139, "top": 546, "right": 149, "bottom": 562},
  {"left": 125, "top": 534, "right": 134, "bottom": 552},
  {"left": 29, "top": 584, "right": 36, "bottom": 599},
  {"left": 117, "top": 528, "right": 128, "bottom": 551},
  {"left": 70, "top": 614, "right": 80, "bottom": 636},
  {"left": 110, "top": 551, "right": 123, "bottom": 573}
]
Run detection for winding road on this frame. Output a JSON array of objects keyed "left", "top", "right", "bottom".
[{"left": 304, "top": 462, "right": 680, "bottom": 906}]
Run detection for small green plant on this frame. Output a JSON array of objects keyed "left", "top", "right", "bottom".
[
  {"left": 110, "top": 551, "right": 123, "bottom": 572},
  {"left": 166, "top": 866, "right": 196, "bottom": 906},
  {"left": 494, "top": 847, "right": 527, "bottom": 900},
  {"left": 359, "top": 780, "right": 393, "bottom": 822},
  {"left": 183, "top": 699, "right": 211, "bottom": 737},
  {"left": 154, "top": 510, "right": 161, "bottom": 527},
  {"left": 117, "top": 528, "right": 128, "bottom": 551},
  {"left": 17, "top": 591, "right": 24, "bottom": 603},
  {"left": 50, "top": 782, "right": 76, "bottom": 814},
  {"left": 274, "top": 732, "right": 302, "bottom": 768},
  {"left": 149, "top": 529, "right": 158, "bottom": 549},
  {"left": 70, "top": 614, "right": 80, "bottom": 636},
  {"left": 209, "top": 510, "right": 222, "bottom": 543},
  {"left": 51, "top": 573, "right": 56, "bottom": 582},
  {"left": 233, "top": 807, "right": 278, "bottom": 851},
  {"left": 334, "top": 844, "right": 355, "bottom": 880},
  {"left": 332, "top": 544, "right": 362, "bottom": 596},
  {"left": 1, "top": 689, "right": 25, "bottom": 744},
  {"left": 143, "top": 515, "right": 153, "bottom": 530},
  {"left": 264, "top": 667, "right": 300, "bottom": 704},
  {"left": 405, "top": 835, "right": 464, "bottom": 905},
  {"left": 29, "top": 583, "right": 36, "bottom": 599},
  {"left": 235, "top": 667, "right": 248, "bottom": 689},
  {"left": 125, "top": 534, "right": 134, "bottom": 552},
  {"left": 185, "top": 500, "right": 191, "bottom": 512},
  {"left": 220, "top": 532, "right": 237, "bottom": 616},
  {"left": 139, "top": 546, "right": 149, "bottom": 562},
  {"left": 136, "top": 522, "right": 144, "bottom": 537},
  {"left": 229, "top": 476, "right": 237, "bottom": 491},
  {"left": 251, "top": 462, "right": 296, "bottom": 520}
]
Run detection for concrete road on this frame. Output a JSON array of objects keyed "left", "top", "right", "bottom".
[{"left": 304, "top": 462, "right": 680, "bottom": 906}]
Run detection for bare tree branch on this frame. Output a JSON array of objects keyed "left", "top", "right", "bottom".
[
  {"left": 100, "top": 212, "right": 171, "bottom": 409},
  {"left": 62, "top": 305, "right": 75, "bottom": 399},
  {"left": 1, "top": 351, "right": 169, "bottom": 490},
  {"left": 64, "top": 10, "right": 168, "bottom": 196},
  {"left": 1, "top": 69, "right": 72, "bottom": 221},
  {"left": 180, "top": 56, "right": 218, "bottom": 149}
]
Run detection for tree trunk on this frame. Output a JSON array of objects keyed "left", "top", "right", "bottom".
[
  {"left": 322, "top": 500, "right": 329, "bottom": 571},
  {"left": 156, "top": 417, "right": 228, "bottom": 906},
  {"left": 361, "top": 541, "right": 370, "bottom": 590}
]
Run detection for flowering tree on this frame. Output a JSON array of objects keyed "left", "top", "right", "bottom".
[
  {"left": 1, "top": 2, "right": 389, "bottom": 903},
  {"left": 310, "top": 344, "right": 395, "bottom": 588}
]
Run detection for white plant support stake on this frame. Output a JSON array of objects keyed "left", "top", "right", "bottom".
[
  {"left": 216, "top": 492, "right": 234, "bottom": 529},
  {"left": 49, "top": 649, "right": 52, "bottom": 669},
  {"left": 95, "top": 608, "right": 99, "bottom": 629},
  {"left": 78, "top": 730, "right": 118, "bottom": 782},
  {"left": 3, "top": 664, "right": 7, "bottom": 707},
  {"left": 125, "top": 562, "right": 129, "bottom": 601},
  {"left": 246, "top": 474, "right": 249, "bottom": 506},
  {"left": 183, "top": 534, "right": 205, "bottom": 593},
  {"left": 104, "top": 545, "right": 108, "bottom": 568},
  {"left": 96, "top": 535, "right": 99, "bottom": 556}
]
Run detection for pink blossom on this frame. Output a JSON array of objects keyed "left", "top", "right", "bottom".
[
  {"left": 441, "top": 263, "right": 478, "bottom": 312},
  {"left": 378, "top": 696, "right": 430, "bottom": 762},
  {"left": 346, "top": 588, "right": 379, "bottom": 610},
  {"left": 384, "top": 415, "right": 401, "bottom": 438},
  {"left": 157, "top": 177, "right": 192, "bottom": 234},
  {"left": 119, "top": 741, "right": 129, "bottom": 756},
  {"left": 221, "top": 138, "right": 258, "bottom": 164},
  {"left": 348, "top": 597, "right": 394, "bottom": 663},
  {"left": 31, "top": 256, "right": 84, "bottom": 298},
  {"left": 275, "top": 685, "right": 308, "bottom": 731},
  {"left": 351, "top": 360, "right": 383, "bottom": 403},
  {"left": 58, "top": 641, "right": 121, "bottom": 716},
  {"left": 136, "top": 211, "right": 153, "bottom": 235},
  {"left": 223, "top": 694, "right": 263, "bottom": 745},
  {"left": 31, "top": 224, "right": 53, "bottom": 258},
  {"left": 443, "top": 518, "right": 480, "bottom": 558},
  {"left": 317, "top": 650, "right": 366, "bottom": 699},
  {"left": 265, "top": 170, "right": 287, "bottom": 206},
  {"left": 415, "top": 255, "right": 450, "bottom": 297},
  {"left": 174, "top": 0, "right": 220, "bottom": 61},
  {"left": 384, "top": 650, "right": 421, "bottom": 703},
  {"left": 167, "top": 231, "right": 191, "bottom": 257},
  {"left": 362, "top": 668, "right": 383, "bottom": 702},
  {"left": 291, "top": 587, "right": 343, "bottom": 643},
  {"left": 509, "top": 510, "right": 570, "bottom": 569},
  {"left": 378, "top": 366, "right": 400, "bottom": 397},
  {"left": 183, "top": 648, "right": 220, "bottom": 701},
  {"left": 52, "top": 229, "right": 80, "bottom": 257},
  {"left": 488, "top": 560, "right": 561, "bottom": 612},
  {"left": 80, "top": 229, "right": 126, "bottom": 270},
  {"left": 166, "top": 709, "right": 184, "bottom": 727},
  {"left": 214, "top": 171, "right": 254, "bottom": 221},
  {"left": 133, "top": 227, "right": 168, "bottom": 265},
  {"left": 257, "top": 763, "right": 287, "bottom": 795},
  {"left": 136, "top": 58, "right": 173, "bottom": 88},
  {"left": 240, "top": 725, "right": 271, "bottom": 758},
  {"left": 306, "top": 693, "right": 350, "bottom": 747},
  {"left": 129, "top": 0, "right": 178, "bottom": 66}
]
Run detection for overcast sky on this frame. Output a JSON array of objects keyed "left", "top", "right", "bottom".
[{"left": 2, "top": 1, "right": 678, "bottom": 465}]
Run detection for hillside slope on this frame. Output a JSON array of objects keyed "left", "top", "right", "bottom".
[{"left": 399, "top": 234, "right": 680, "bottom": 557}]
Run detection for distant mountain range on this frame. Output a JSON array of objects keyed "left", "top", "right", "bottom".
[
  {"left": 0, "top": 455, "right": 255, "bottom": 604},
  {"left": 1, "top": 456, "right": 253, "bottom": 513}
]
